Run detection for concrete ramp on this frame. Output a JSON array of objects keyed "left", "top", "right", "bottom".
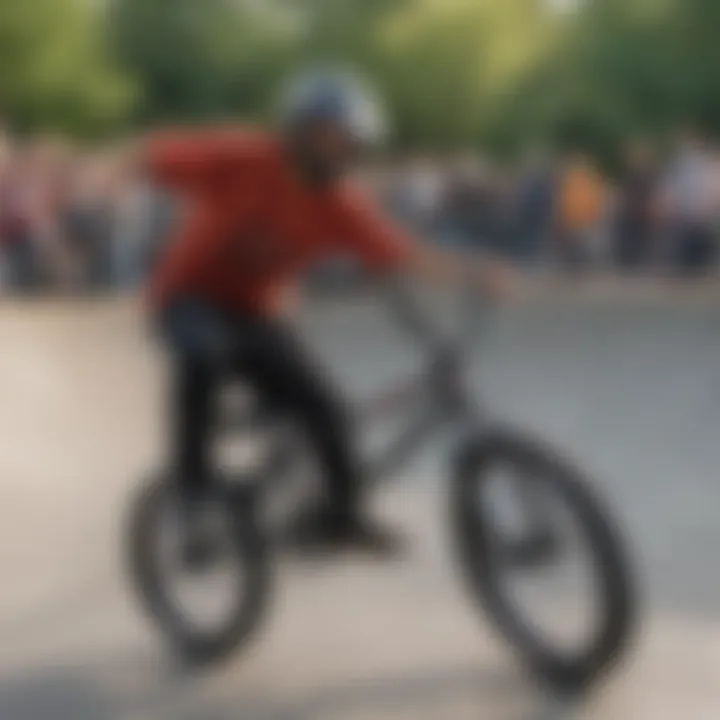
[{"left": 0, "top": 297, "right": 719, "bottom": 719}]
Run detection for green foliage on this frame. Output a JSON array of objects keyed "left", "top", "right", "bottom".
[
  {"left": 0, "top": 0, "right": 133, "bottom": 136},
  {"left": 108, "top": 0, "right": 300, "bottom": 125},
  {"left": 376, "top": 0, "right": 554, "bottom": 149},
  {"left": 5, "top": 0, "right": 720, "bottom": 159},
  {"left": 507, "top": 0, "right": 720, "bottom": 160}
]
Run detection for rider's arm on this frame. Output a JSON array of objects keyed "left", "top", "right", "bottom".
[
  {"left": 333, "top": 187, "right": 511, "bottom": 296},
  {"left": 405, "top": 242, "right": 511, "bottom": 296}
]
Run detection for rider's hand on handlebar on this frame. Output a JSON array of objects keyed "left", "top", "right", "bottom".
[{"left": 408, "top": 243, "right": 519, "bottom": 301}]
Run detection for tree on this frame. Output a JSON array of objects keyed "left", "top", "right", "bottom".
[
  {"left": 104, "top": 0, "right": 720, "bottom": 160},
  {"left": 0, "top": 0, "right": 133, "bottom": 135},
  {"left": 503, "top": 0, "right": 720, "bottom": 162},
  {"left": 107, "top": 0, "right": 555, "bottom": 150},
  {"left": 375, "top": 0, "right": 555, "bottom": 149},
  {"left": 109, "top": 0, "right": 297, "bottom": 125}
]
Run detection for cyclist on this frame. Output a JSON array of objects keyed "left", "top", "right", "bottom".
[{"left": 130, "top": 69, "right": 512, "bottom": 555}]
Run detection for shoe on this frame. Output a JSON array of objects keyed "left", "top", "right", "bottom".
[
  {"left": 284, "top": 507, "right": 406, "bottom": 559},
  {"left": 340, "top": 517, "right": 407, "bottom": 558}
]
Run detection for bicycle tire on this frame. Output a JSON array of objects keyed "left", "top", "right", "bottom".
[
  {"left": 126, "top": 476, "right": 271, "bottom": 666},
  {"left": 451, "top": 430, "right": 637, "bottom": 694}
]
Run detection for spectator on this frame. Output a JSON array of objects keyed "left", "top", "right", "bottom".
[
  {"left": 0, "top": 136, "right": 42, "bottom": 293},
  {"left": 556, "top": 152, "right": 606, "bottom": 273},
  {"left": 24, "top": 137, "right": 76, "bottom": 289},
  {"left": 63, "top": 153, "right": 116, "bottom": 291},
  {"left": 438, "top": 154, "right": 487, "bottom": 249},
  {"left": 489, "top": 163, "right": 517, "bottom": 255},
  {"left": 512, "top": 148, "right": 556, "bottom": 265},
  {"left": 710, "top": 148, "right": 720, "bottom": 256},
  {"left": 613, "top": 141, "right": 660, "bottom": 272},
  {"left": 108, "top": 161, "right": 169, "bottom": 290},
  {"left": 661, "top": 128, "right": 718, "bottom": 275},
  {"left": 386, "top": 155, "right": 443, "bottom": 235}
]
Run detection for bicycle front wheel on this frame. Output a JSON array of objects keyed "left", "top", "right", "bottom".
[{"left": 452, "top": 430, "right": 636, "bottom": 693}]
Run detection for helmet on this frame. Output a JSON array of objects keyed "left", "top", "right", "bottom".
[{"left": 278, "top": 67, "right": 388, "bottom": 148}]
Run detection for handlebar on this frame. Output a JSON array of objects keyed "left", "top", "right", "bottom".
[
  {"left": 382, "top": 277, "right": 446, "bottom": 349},
  {"left": 381, "top": 276, "right": 497, "bottom": 358}
]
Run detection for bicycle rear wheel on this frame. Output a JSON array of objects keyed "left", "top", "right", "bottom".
[
  {"left": 452, "top": 430, "right": 636, "bottom": 693},
  {"left": 126, "top": 477, "right": 271, "bottom": 665}
]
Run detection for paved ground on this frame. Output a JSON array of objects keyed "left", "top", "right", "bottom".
[{"left": 1, "top": 291, "right": 719, "bottom": 719}]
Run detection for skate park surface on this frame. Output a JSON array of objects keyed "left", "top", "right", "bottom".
[{"left": 1, "top": 288, "right": 719, "bottom": 719}]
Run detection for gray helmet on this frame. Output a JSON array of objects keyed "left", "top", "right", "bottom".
[{"left": 278, "top": 67, "right": 388, "bottom": 147}]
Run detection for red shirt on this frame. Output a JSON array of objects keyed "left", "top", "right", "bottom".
[{"left": 146, "top": 128, "right": 412, "bottom": 316}]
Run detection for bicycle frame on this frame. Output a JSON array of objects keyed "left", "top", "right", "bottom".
[
  {"left": 354, "top": 280, "right": 490, "bottom": 485},
  {"left": 221, "top": 280, "right": 493, "bottom": 490},
  {"left": 352, "top": 281, "right": 553, "bottom": 552}
]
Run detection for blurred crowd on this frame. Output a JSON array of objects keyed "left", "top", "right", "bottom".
[
  {"left": 0, "top": 131, "right": 171, "bottom": 296},
  {"left": 3, "top": 127, "right": 720, "bottom": 297},
  {"left": 373, "top": 129, "right": 720, "bottom": 278}
]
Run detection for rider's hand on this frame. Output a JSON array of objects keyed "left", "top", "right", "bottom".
[{"left": 407, "top": 243, "right": 519, "bottom": 300}]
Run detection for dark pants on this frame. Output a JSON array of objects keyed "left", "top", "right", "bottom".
[
  {"left": 675, "top": 222, "right": 717, "bottom": 275},
  {"left": 4, "top": 235, "right": 40, "bottom": 292},
  {"left": 161, "top": 298, "right": 360, "bottom": 526},
  {"left": 512, "top": 220, "right": 549, "bottom": 267},
  {"left": 615, "top": 218, "right": 653, "bottom": 271},
  {"left": 557, "top": 229, "right": 593, "bottom": 274}
]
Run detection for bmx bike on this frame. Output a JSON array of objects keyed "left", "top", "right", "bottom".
[{"left": 127, "top": 280, "right": 636, "bottom": 693}]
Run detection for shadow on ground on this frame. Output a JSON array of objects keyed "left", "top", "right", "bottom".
[{"left": 1, "top": 649, "right": 595, "bottom": 720}]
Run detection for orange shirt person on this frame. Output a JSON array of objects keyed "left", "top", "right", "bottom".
[
  {"left": 556, "top": 155, "right": 605, "bottom": 271},
  {"left": 559, "top": 157, "right": 605, "bottom": 233},
  {"left": 134, "top": 70, "right": 512, "bottom": 554}
]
